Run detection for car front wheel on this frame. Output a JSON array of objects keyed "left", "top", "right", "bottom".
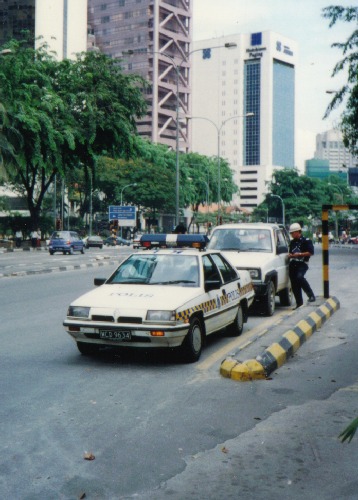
[
  {"left": 263, "top": 280, "right": 276, "bottom": 316},
  {"left": 181, "top": 317, "right": 204, "bottom": 363}
]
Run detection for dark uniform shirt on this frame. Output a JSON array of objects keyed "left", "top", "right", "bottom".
[{"left": 289, "top": 236, "right": 314, "bottom": 263}]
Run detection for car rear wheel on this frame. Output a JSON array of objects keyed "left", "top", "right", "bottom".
[
  {"left": 181, "top": 317, "right": 204, "bottom": 363},
  {"left": 226, "top": 304, "right": 244, "bottom": 336},
  {"left": 77, "top": 342, "right": 100, "bottom": 355},
  {"left": 263, "top": 280, "right": 275, "bottom": 316}
]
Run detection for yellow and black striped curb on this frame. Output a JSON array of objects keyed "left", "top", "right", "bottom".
[{"left": 220, "top": 296, "right": 340, "bottom": 381}]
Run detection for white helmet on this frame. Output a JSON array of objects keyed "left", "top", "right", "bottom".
[{"left": 289, "top": 223, "right": 302, "bottom": 233}]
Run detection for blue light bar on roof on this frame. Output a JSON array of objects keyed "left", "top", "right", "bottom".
[{"left": 140, "top": 234, "right": 209, "bottom": 250}]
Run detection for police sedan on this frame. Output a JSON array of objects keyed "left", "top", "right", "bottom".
[{"left": 63, "top": 234, "right": 255, "bottom": 362}]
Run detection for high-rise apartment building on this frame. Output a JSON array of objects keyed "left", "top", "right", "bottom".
[
  {"left": 87, "top": 0, "right": 192, "bottom": 152},
  {"left": 0, "top": 0, "right": 87, "bottom": 60},
  {"left": 191, "top": 31, "right": 297, "bottom": 209}
]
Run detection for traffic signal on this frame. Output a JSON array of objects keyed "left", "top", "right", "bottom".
[{"left": 56, "top": 218, "right": 62, "bottom": 230}]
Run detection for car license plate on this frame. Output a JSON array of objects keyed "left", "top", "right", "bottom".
[{"left": 99, "top": 330, "right": 131, "bottom": 341}]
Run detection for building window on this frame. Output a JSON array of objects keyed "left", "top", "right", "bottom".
[
  {"left": 251, "top": 32, "right": 262, "bottom": 46},
  {"left": 119, "top": 0, "right": 125, "bottom": 6},
  {"left": 244, "top": 60, "right": 261, "bottom": 165}
]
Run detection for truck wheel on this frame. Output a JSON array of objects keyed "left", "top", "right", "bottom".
[
  {"left": 181, "top": 317, "right": 203, "bottom": 363},
  {"left": 226, "top": 304, "right": 244, "bottom": 336},
  {"left": 263, "top": 281, "right": 275, "bottom": 316}
]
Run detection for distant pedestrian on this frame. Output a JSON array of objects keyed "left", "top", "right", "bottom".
[
  {"left": 37, "top": 228, "right": 41, "bottom": 247},
  {"left": 30, "top": 229, "right": 38, "bottom": 248},
  {"left": 15, "top": 229, "right": 23, "bottom": 248},
  {"left": 288, "top": 223, "right": 315, "bottom": 309},
  {"left": 173, "top": 224, "right": 187, "bottom": 234}
]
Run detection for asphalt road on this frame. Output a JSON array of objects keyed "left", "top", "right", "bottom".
[{"left": 0, "top": 245, "right": 357, "bottom": 499}]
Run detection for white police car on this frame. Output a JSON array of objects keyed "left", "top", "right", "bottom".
[{"left": 63, "top": 234, "right": 255, "bottom": 362}]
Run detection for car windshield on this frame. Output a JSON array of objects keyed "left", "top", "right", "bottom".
[
  {"left": 51, "top": 231, "right": 68, "bottom": 239},
  {"left": 107, "top": 254, "right": 200, "bottom": 287},
  {"left": 207, "top": 228, "right": 273, "bottom": 252}
]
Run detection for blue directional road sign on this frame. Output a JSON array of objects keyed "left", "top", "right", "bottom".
[{"left": 109, "top": 206, "right": 136, "bottom": 226}]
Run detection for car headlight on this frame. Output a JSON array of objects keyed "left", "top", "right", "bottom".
[
  {"left": 67, "top": 306, "right": 90, "bottom": 318},
  {"left": 248, "top": 269, "right": 261, "bottom": 280},
  {"left": 237, "top": 267, "right": 261, "bottom": 280},
  {"left": 146, "top": 310, "right": 175, "bottom": 321}
]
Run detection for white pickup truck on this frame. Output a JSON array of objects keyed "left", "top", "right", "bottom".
[{"left": 207, "top": 223, "right": 291, "bottom": 316}]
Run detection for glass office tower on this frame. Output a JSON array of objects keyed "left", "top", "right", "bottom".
[{"left": 192, "top": 31, "right": 297, "bottom": 209}]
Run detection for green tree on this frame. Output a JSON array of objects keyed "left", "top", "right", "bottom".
[
  {"left": 252, "top": 168, "right": 355, "bottom": 226},
  {"left": 323, "top": 6, "right": 358, "bottom": 155},
  {"left": 180, "top": 152, "right": 238, "bottom": 230},
  {"left": 0, "top": 37, "right": 146, "bottom": 229}
]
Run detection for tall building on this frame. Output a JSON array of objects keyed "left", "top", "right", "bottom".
[
  {"left": 0, "top": 0, "right": 87, "bottom": 60},
  {"left": 87, "top": 0, "right": 192, "bottom": 152},
  {"left": 314, "top": 129, "right": 357, "bottom": 172},
  {"left": 191, "top": 31, "right": 297, "bottom": 209}
]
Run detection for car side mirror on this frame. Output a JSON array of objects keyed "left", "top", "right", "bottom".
[
  {"left": 94, "top": 278, "right": 106, "bottom": 286},
  {"left": 205, "top": 279, "right": 221, "bottom": 292},
  {"left": 277, "top": 244, "right": 288, "bottom": 255}
]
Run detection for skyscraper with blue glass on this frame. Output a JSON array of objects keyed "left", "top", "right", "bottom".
[{"left": 192, "top": 31, "right": 297, "bottom": 210}]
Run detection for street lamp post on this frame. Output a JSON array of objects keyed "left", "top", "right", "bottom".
[
  {"left": 270, "top": 194, "right": 285, "bottom": 227},
  {"left": 188, "top": 113, "right": 254, "bottom": 221},
  {"left": 120, "top": 183, "right": 137, "bottom": 238},
  {"left": 163, "top": 44, "right": 238, "bottom": 226},
  {"left": 328, "top": 182, "right": 344, "bottom": 239},
  {"left": 328, "top": 182, "right": 344, "bottom": 204},
  {"left": 129, "top": 43, "right": 237, "bottom": 226}
]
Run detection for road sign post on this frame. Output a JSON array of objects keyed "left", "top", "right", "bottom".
[{"left": 109, "top": 206, "right": 136, "bottom": 237}]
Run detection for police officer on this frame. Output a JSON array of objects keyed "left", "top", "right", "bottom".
[{"left": 288, "top": 223, "right": 315, "bottom": 309}]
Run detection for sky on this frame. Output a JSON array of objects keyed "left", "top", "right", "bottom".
[{"left": 192, "top": 0, "right": 355, "bottom": 170}]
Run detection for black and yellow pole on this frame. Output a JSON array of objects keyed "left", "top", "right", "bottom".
[{"left": 322, "top": 207, "right": 329, "bottom": 298}]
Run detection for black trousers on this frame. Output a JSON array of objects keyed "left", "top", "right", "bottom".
[{"left": 289, "top": 261, "right": 314, "bottom": 307}]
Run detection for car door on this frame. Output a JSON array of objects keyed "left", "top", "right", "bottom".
[
  {"left": 71, "top": 232, "right": 80, "bottom": 251},
  {"left": 202, "top": 254, "right": 238, "bottom": 334},
  {"left": 275, "top": 229, "right": 289, "bottom": 290},
  {"left": 210, "top": 253, "right": 241, "bottom": 326}
]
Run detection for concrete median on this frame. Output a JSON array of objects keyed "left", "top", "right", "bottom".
[{"left": 220, "top": 296, "right": 340, "bottom": 381}]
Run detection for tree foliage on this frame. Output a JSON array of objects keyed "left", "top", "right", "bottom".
[
  {"left": 322, "top": 6, "right": 358, "bottom": 155},
  {"left": 252, "top": 168, "right": 356, "bottom": 226},
  {"left": 0, "top": 37, "right": 147, "bottom": 228},
  {"left": 91, "top": 138, "right": 238, "bottom": 226}
]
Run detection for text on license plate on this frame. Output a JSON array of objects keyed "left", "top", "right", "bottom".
[{"left": 99, "top": 330, "right": 131, "bottom": 341}]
